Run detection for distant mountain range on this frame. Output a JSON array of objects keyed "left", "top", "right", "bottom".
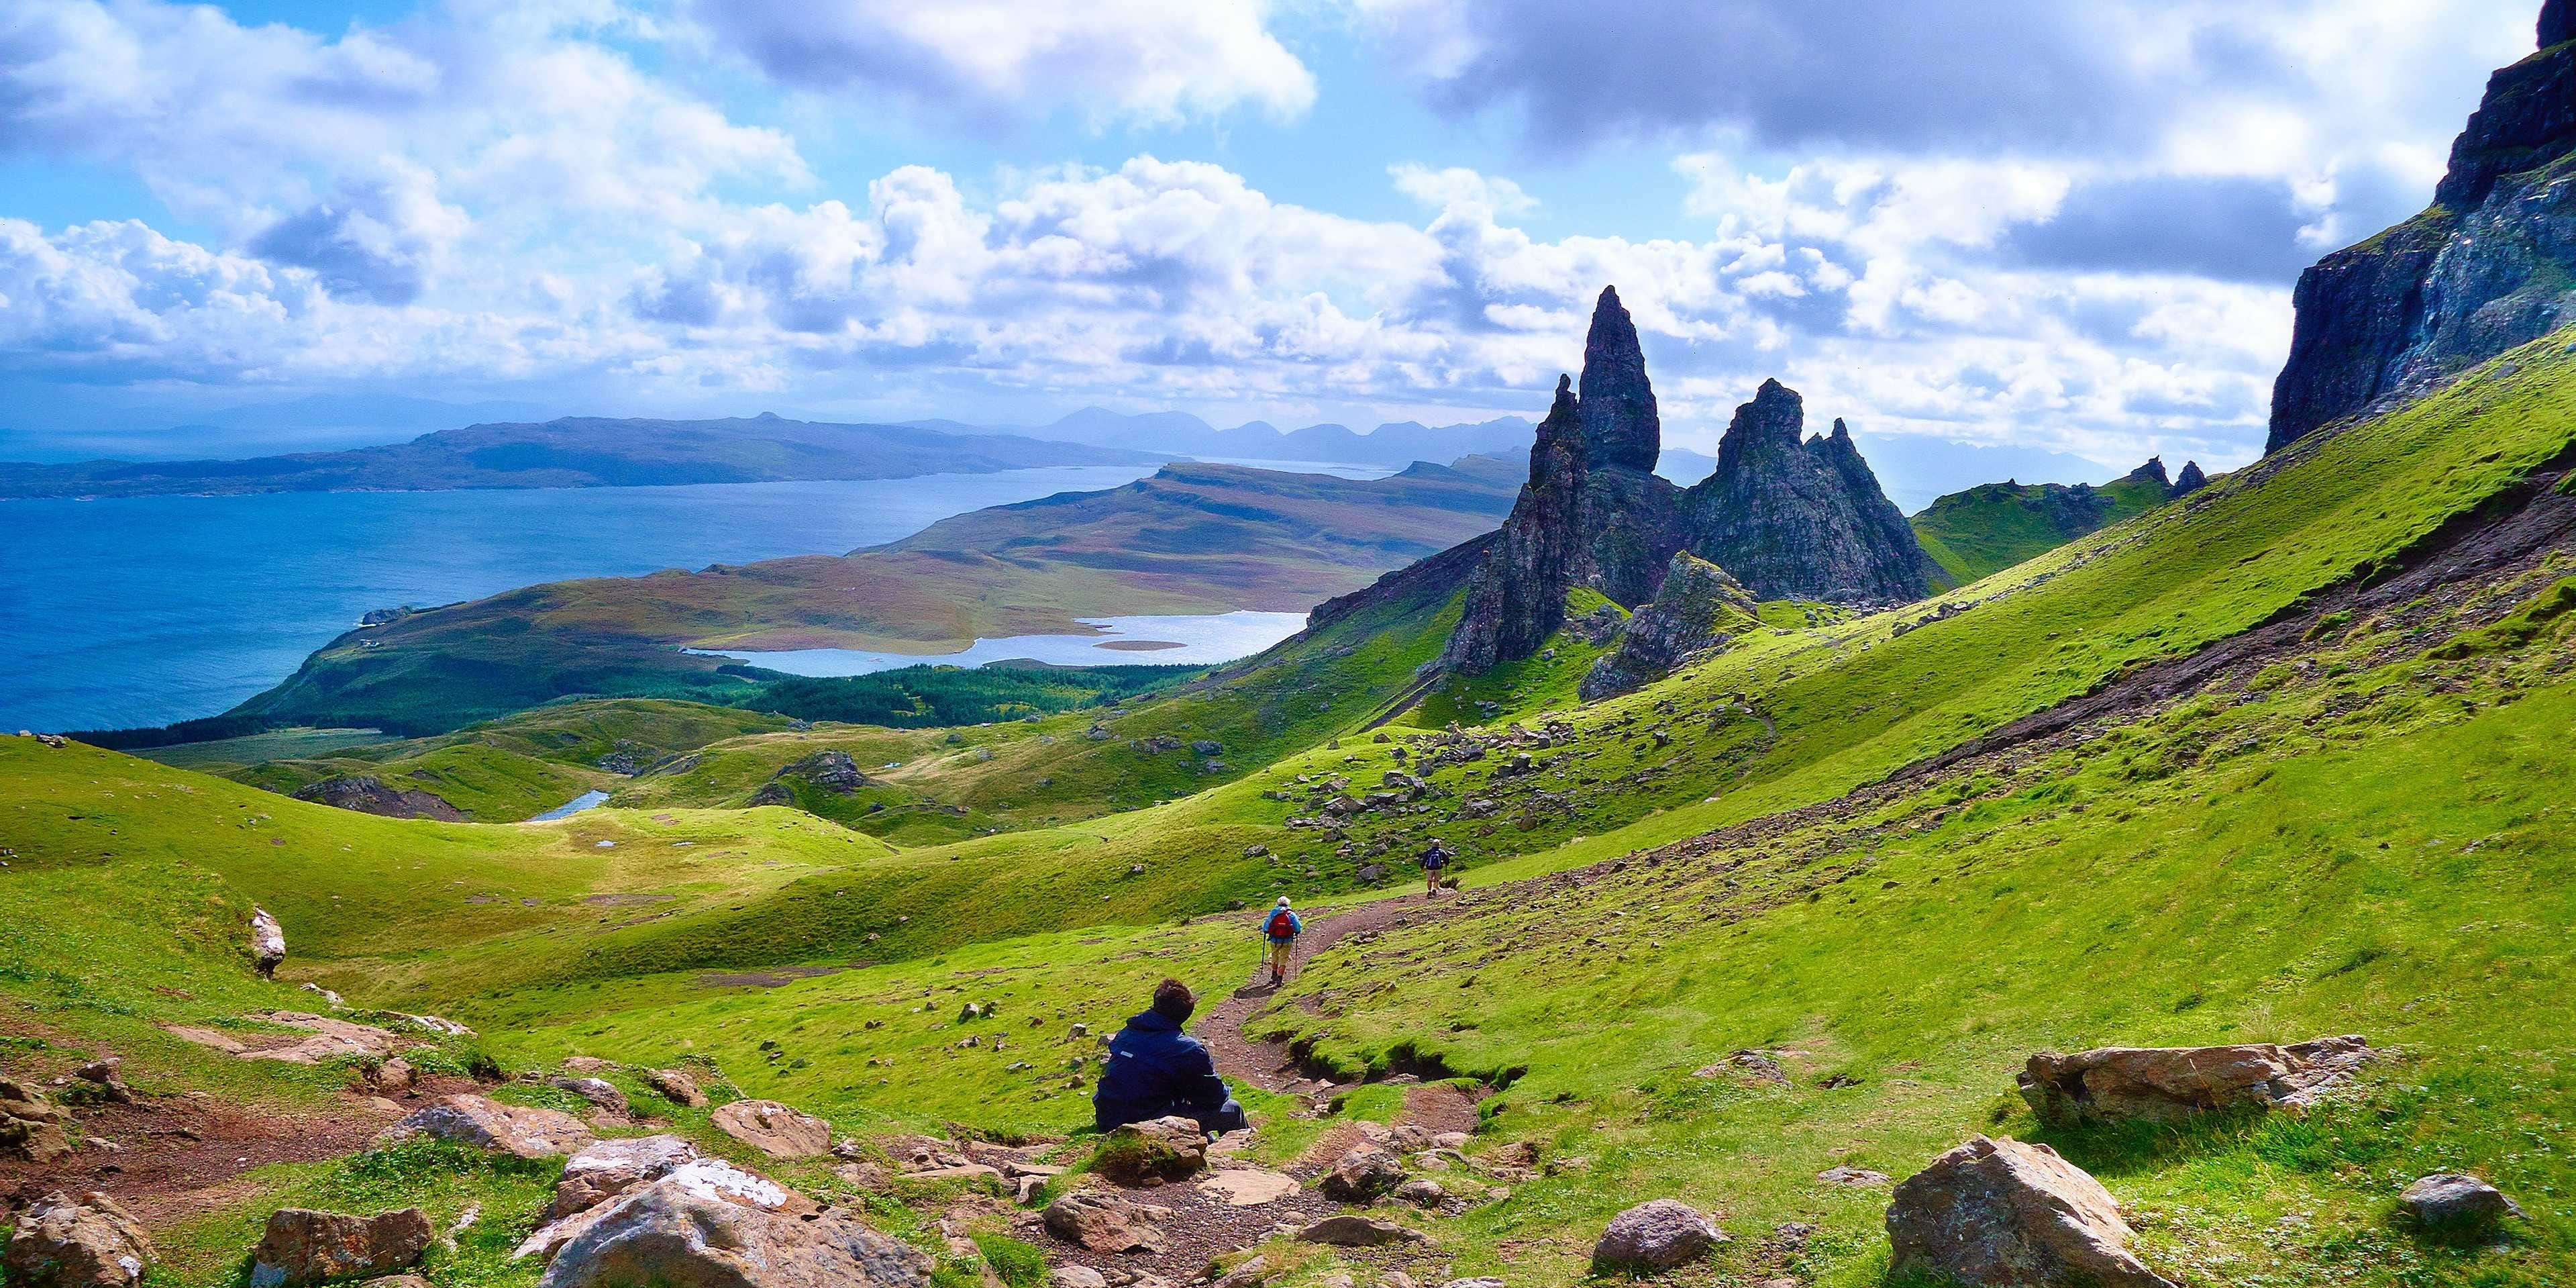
[
  {"left": 0, "top": 414, "right": 1161, "bottom": 500},
  {"left": 1017, "top": 407, "right": 1540, "bottom": 469}
]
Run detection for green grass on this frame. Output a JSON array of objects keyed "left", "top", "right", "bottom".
[{"left": 1910, "top": 468, "right": 2174, "bottom": 587}]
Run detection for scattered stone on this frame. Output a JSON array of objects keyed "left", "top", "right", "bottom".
[
  {"left": 248, "top": 907, "right": 287, "bottom": 978},
  {"left": 545, "top": 1136, "right": 701, "bottom": 1224},
  {"left": 366, "top": 1057, "right": 416, "bottom": 1095},
  {"left": 2, "top": 1077, "right": 74, "bottom": 1162},
  {"left": 537, "top": 1168, "right": 926, "bottom": 1288},
  {"left": 1195, "top": 1169, "right": 1300, "bottom": 1207},
  {"left": 248, "top": 1208, "right": 432, "bottom": 1287},
  {"left": 1886, "top": 1136, "right": 2174, "bottom": 1288},
  {"left": 236, "top": 1013, "right": 402, "bottom": 1066},
  {"left": 1297, "top": 1215, "right": 1426, "bottom": 1247},
  {"left": 1816, "top": 1166, "right": 1890, "bottom": 1188},
  {"left": 380, "top": 1095, "right": 594, "bottom": 1160},
  {"left": 639, "top": 1068, "right": 706, "bottom": 1107},
  {"left": 711, "top": 1099, "right": 833, "bottom": 1158},
  {"left": 1051, "top": 1269, "right": 1109, "bottom": 1288},
  {"left": 2019, "top": 1036, "right": 2373, "bottom": 1124},
  {"left": 1093, "top": 1116, "right": 1207, "bottom": 1185},
  {"left": 3, "top": 1191, "right": 154, "bottom": 1287},
  {"left": 362, "top": 1277, "right": 431, "bottom": 1288},
  {"left": 1043, "top": 1191, "right": 1163, "bottom": 1254},
  {"left": 2399, "top": 1174, "right": 2524, "bottom": 1240},
  {"left": 1319, "top": 1147, "right": 1405, "bottom": 1202},
  {"left": 904, "top": 1164, "right": 1005, "bottom": 1185},
  {"left": 1391, "top": 1179, "right": 1448, "bottom": 1207},
  {"left": 1592, "top": 1199, "right": 1724, "bottom": 1270}
]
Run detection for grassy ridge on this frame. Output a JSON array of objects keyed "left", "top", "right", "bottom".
[{"left": 1910, "top": 464, "right": 2175, "bottom": 586}]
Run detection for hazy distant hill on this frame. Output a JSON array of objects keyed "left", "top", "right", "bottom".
[
  {"left": 0, "top": 413, "right": 1161, "bottom": 500},
  {"left": 1031, "top": 407, "right": 1536, "bottom": 467}
]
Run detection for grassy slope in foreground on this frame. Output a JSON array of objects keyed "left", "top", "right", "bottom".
[
  {"left": 1909, "top": 462, "right": 2173, "bottom": 587},
  {"left": 223, "top": 458, "right": 1518, "bottom": 736}
]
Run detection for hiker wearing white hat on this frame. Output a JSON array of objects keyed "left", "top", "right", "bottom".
[{"left": 1259, "top": 895, "right": 1303, "bottom": 986}]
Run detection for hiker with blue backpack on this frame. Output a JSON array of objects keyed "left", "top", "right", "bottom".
[
  {"left": 1261, "top": 896, "right": 1302, "bottom": 986},
  {"left": 1421, "top": 838, "right": 1453, "bottom": 897}
]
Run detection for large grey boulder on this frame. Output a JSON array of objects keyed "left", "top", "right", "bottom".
[
  {"left": 248, "top": 1208, "right": 432, "bottom": 1287},
  {"left": 1886, "top": 1136, "right": 2175, "bottom": 1288},
  {"left": 2019, "top": 1036, "right": 2372, "bottom": 1124},
  {"left": 3, "top": 1191, "right": 155, "bottom": 1287},
  {"left": 1042, "top": 1191, "right": 1164, "bottom": 1254},
  {"left": 521, "top": 1156, "right": 793, "bottom": 1265},
  {"left": 546, "top": 1135, "right": 702, "bottom": 1223},
  {"left": 380, "top": 1094, "right": 593, "bottom": 1160},
  {"left": 537, "top": 1171, "right": 929, "bottom": 1288},
  {"left": 1591, "top": 1199, "right": 1724, "bottom": 1270},
  {"left": 2400, "top": 1174, "right": 2524, "bottom": 1240}
]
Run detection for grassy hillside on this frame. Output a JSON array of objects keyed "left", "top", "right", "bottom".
[
  {"left": 222, "top": 460, "right": 1518, "bottom": 735},
  {"left": 8, "top": 338, "right": 2576, "bottom": 1288},
  {"left": 1910, "top": 461, "right": 2176, "bottom": 587}
]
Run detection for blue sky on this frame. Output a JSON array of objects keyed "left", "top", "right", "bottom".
[{"left": 0, "top": 0, "right": 2543, "bottom": 466}]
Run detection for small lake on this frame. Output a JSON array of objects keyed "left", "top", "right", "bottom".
[
  {"left": 528, "top": 790, "right": 612, "bottom": 821},
  {"left": 0, "top": 466, "right": 1159, "bottom": 731},
  {"left": 690, "top": 611, "right": 1312, "bottom": 677}
]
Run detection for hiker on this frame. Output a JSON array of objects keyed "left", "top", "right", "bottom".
[
  {"left": 1092, "top": 978, "right": 1248, "bottom": 1135},
  {"left": 1421, "top": 838, "right": 1453, "bottom": 896},
  {"left": 1261, "top": 896, "right": 1303, "bottom": 986}
]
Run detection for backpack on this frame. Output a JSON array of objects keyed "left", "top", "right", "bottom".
[{"left": 1266, "top": 910, "right": 1296, "bottom": 939}]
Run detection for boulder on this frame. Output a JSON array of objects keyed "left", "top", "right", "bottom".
[
  {"left": 1298, "top": 1216, "right": 1426, "bottom": 1247},
  {"left": 711, "top": 1099, "right": 833, "bottom": 1158},
  {"left": 1391, "top": 1179, "right": 1449, "bottom": 1207},
  {"left": 1, "top": 1077, "right": 74, "bottom": 1162},
  {"left": 248, "top": 1208, "right": 432, "bottom": 1288},
  {"left": 550, "top": 1077, "right": 629, "bottom": 1114},
  {"left": 537, "top": 1170, "right": 929, "bottom": 1288},
  {"left": 640, "top": 1068, "right": 707, "bottom": 1107},
  {"left": 251, "top": 907, "right": 287, "bottom": 977},
  {"left": 1319, "top": 1147, "right": 1405, "bottom": 1202},
  {"left": 1051, "top": 1268, "right": 1108, "bottom": 1288},
  {"left": 1886, "top": 1136, "right": 2174, "bottom": 1288},
  {"left": 1043, "top": 1191, "right": 1164, "bottom": 1254},
  {"left": 1093, "top": 1116, "right": 1206, "bottom": 1185},
  {"left": 2019, "top": 1036, "right": 2373, "bottom": 1124},
  {"left": 1592, "top": 1199, "right": 1724, "bottom": 1270},
  {"left": 380, "top": 1094, "right": 594, "bottom": 1160},
  {"left": 1196, "top": 1169, "right": 1300, "bottom": 1207},
  {"left": 546, "top": 1135, "right": 701, "bottom": 1223},
  {"left": 521, "top": 1158, "right": 793, "bottom": 1265},
  {"left": 3, "top": 1191, "right": 154, "bottom": 1288},
  {"left": 2399, "top": 1174, "right": 2524, "bottom": 1239}
]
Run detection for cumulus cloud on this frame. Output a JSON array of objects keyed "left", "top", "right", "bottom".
[
  {"left": 248, "top": 169, "right": 467, "bottom": 305},
  {"left": 690, "top": 0, "right": 1317, "bottom": 128}
]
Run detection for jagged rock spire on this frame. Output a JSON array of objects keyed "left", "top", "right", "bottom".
[
  {"left": 1576, "top": 287, "right": 1661, "bottom": 473},
  {"left": 2546, "top": 0, "right": 2573, "bottom": 48},
  {"left": 1713, "top": 379, "right": 1806, "bottom": 472},
  {"left": 2172, "top": 460, "right": 2210, "bottom": 497}
]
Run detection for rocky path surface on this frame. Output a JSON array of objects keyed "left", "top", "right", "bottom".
[{"left": 1200, "top": 892, "right": 1460, "bottom": 1093}]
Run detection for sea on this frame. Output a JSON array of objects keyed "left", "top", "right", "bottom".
[{"left": 0, "top": 466, "right": 1181, "bottom": 733}]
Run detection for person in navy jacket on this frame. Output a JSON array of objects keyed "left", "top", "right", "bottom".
[{"left": 1091, "top": 978, "right": 1248, "bottom": 1135}]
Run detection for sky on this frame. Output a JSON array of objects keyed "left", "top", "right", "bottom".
[{"left": 0, "top": 0, "right": 2544, "bottom": 467}]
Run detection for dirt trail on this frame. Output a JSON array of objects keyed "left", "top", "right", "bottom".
[{"left": 1199, "top": 892, "right": 1459, "bottom": 1094}]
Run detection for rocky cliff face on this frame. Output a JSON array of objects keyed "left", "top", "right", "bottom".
[
  {"left": 2269, "top": 3, "right": 2576, "bottom": 452},
  {"left": 1678, "top": 383, "right": 1936, "bottom": 603},
  {"left": 1439, "top": 288, "right": 1929, "bottom": 675},
  {"left": 1579, "top": 553, "right": 1759, "bottom": 701}
]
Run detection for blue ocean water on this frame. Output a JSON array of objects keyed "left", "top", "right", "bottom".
[{"left": 0, "top": 466, "right": 1157, "bottom": 732}]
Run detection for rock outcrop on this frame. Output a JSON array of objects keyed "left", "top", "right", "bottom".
[
  {"left": 248, "top": 1209, "right": 432, "bottom": 1287},
  {"left": 711, "top": 1099, "right": 833, "bottom": 1158},
  {"left": 380, "top": 1095, "right": 593, "bottom": 1160},
  {"left": 1680, "top": 384, "right": 1935, "bottom": 603},
  {"left": 1043, "top": 1191, "right": 1164, "bottom": 1254},
  {"left": 1886, "top": 1136, "right": 2174, "bottom": 1288},
  {"left": 1092, "top": 1115, "right": 1207, "bottom": 1185},
  {"left": 2018, "top": 1036, "right": 2373, "bottom": 1124},
  {"left": 1580, "top": 554, "right": 1757, "bottom": 700},
  {"left": 2171, "top": 460, "right": 2210, "bottom": 497},
  {"left": 2, "top": 1191, "right": 154, "bottom": 1288},
  {"left": 2269, "top": 3, "right": 2576, "bottom": 452},
  {"left": 1439, "top": 287, "right": 1930, "bottom": 675},
  {"left": 2, "top": 1077, "right": 74, "bottom": 1162},
  {"left": 289, "top": 776, "right": 468, "bottom": 822}
]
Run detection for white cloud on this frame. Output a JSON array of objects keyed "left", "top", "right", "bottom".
[
  {"left": 688, "top": 0, "right": 1317, "bottom": 128},
  {"left": 1390, "top": 164, "right": 1538, "bottom": 216}
]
